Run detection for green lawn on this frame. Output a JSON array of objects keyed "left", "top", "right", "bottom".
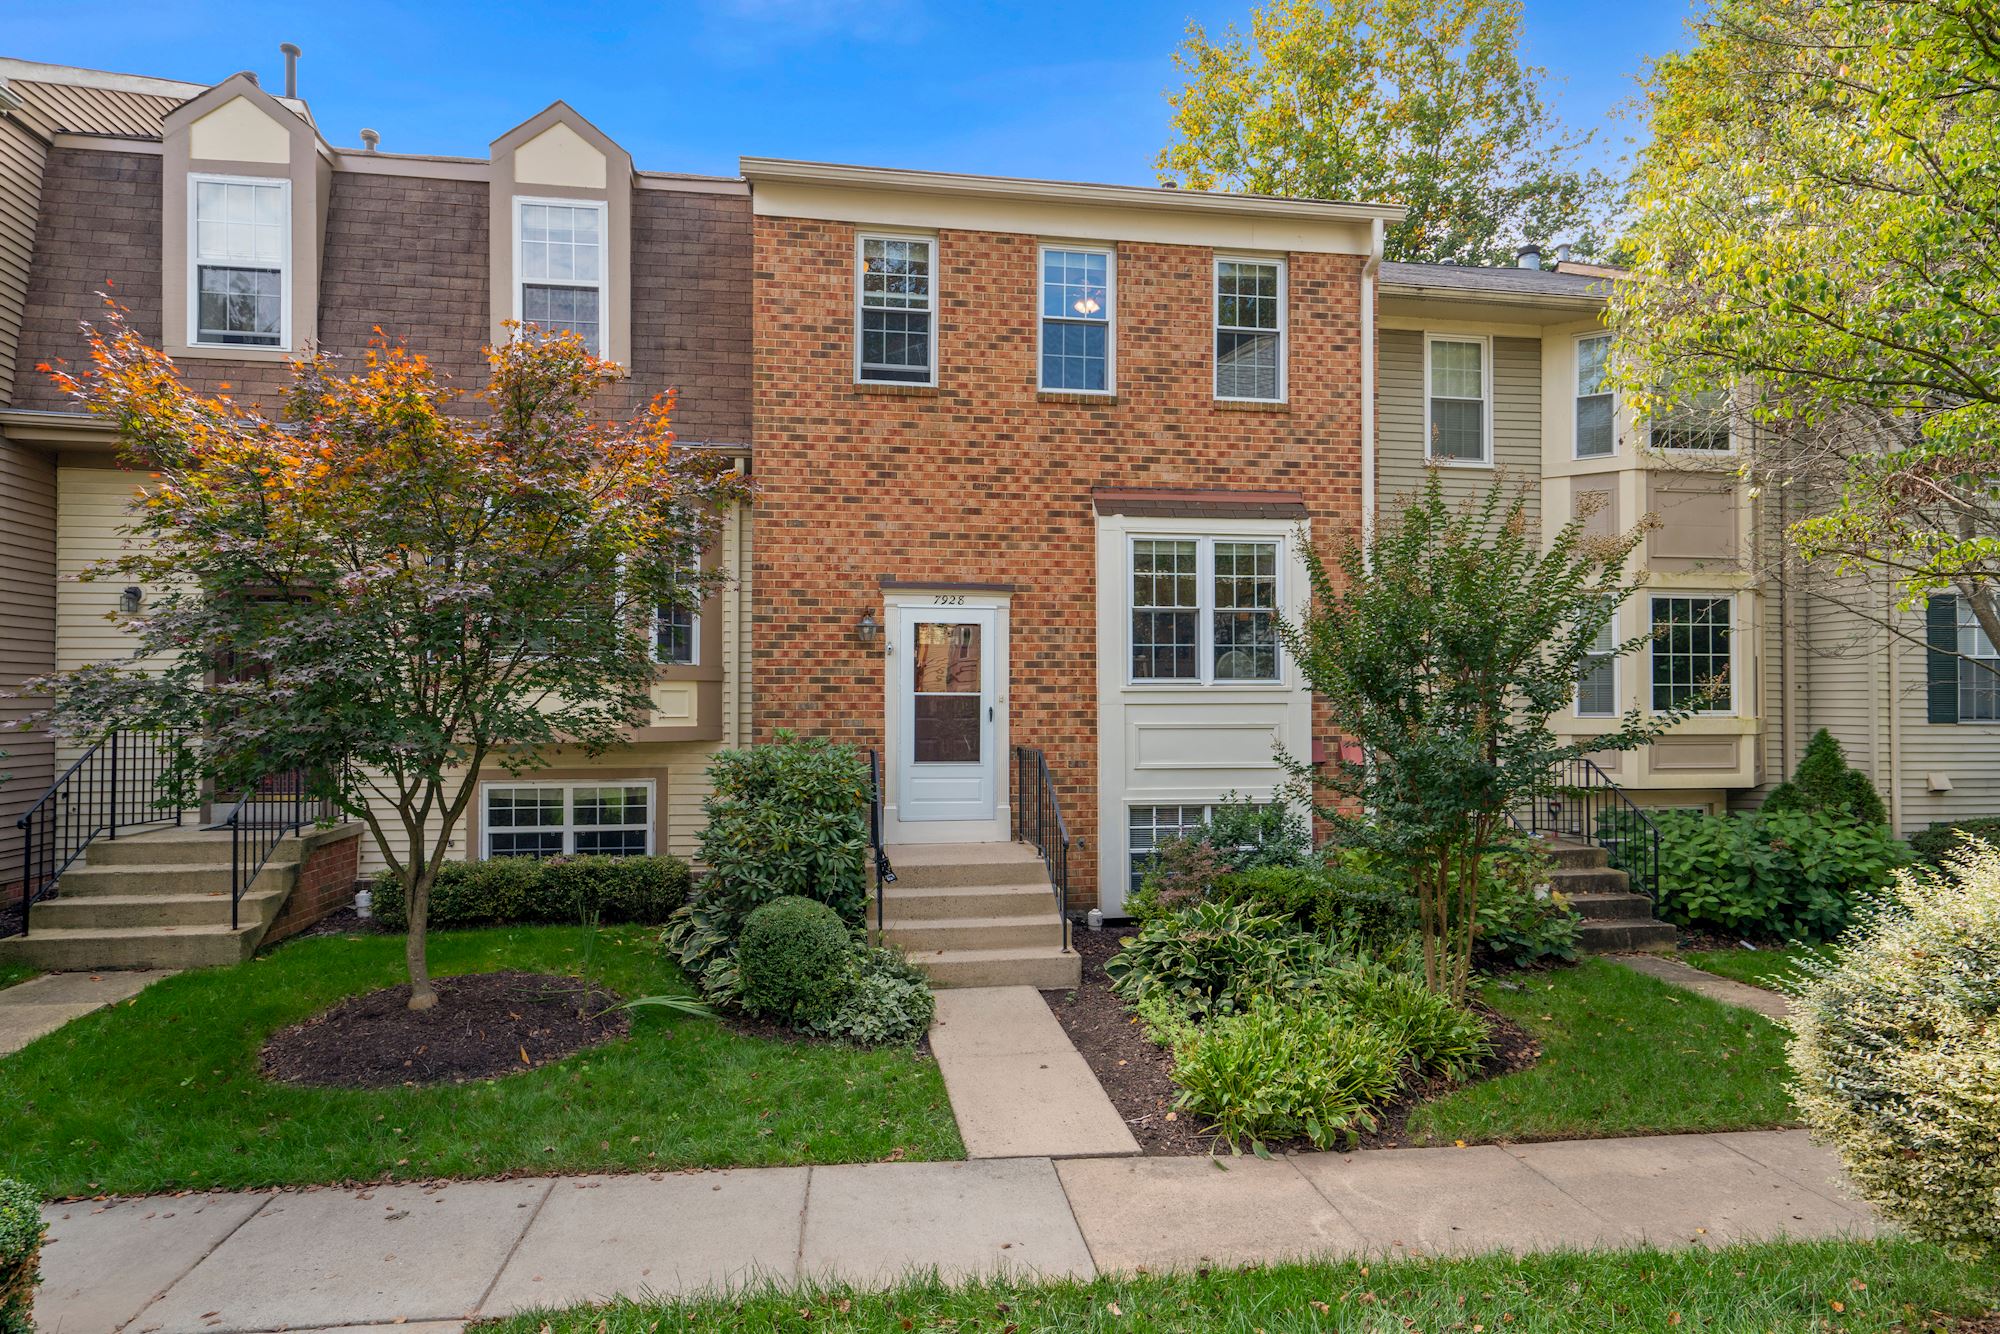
[
  {"left": 1405, "top": 959, "right": 1794, "bottom": 1145},
  {"left": 1683, "top": 944, "right": 1839, "bottom": 992},
  {"left": 490, "top": 1239, "right": 1998, "bottom": 1334},
  {"left": 0, "top": 925, "right": 962, "bottom": 1196},
  {"left": 0, "top": 962, "right": 38, "bottom": 991}
]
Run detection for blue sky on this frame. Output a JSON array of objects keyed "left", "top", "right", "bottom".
[{"left": 9, "top": 1, "right": 1698, "bottom": 183}]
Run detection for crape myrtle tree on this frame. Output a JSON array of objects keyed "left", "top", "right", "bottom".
[
  {"left": 36, "top": 307, "right": 748, "bottom": 1009},
  {"left": 1277, "top": 474, "right": 1685, "bottom": 1000},
  {"left": 1610, "top": 0, "right": 2000, "bottom": 652},
  {"left": 1157, "top": 0, "right": 1619, "bottom": 265}
]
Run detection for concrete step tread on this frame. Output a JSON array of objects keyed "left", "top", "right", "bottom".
[
  {"left": 66, "top": 860, "right": 282, "bottom": 876},
  {"left": 883, "top": 842, "right": 1045, "bottom": 868},
  {"left": 899, "top": 943, "right": 1076, "bottom": 963},
  {"left": 38, "top": 889, "right": 287, "bottom": 908},
  {"left": 885, "top": 882, "right": 1054, "bottom": 902},
  {"left": 883, "top": 912, "right": 1064, "bottom": 931},
  {"left": 2, "top": 922, "right": 260, "bottom": 940}
]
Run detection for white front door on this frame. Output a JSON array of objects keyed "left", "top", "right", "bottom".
[{"left": 894, "top": 606, "right": 998, "bottom": 826}]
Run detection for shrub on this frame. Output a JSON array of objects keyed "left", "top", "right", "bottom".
[
  {"left": 1105, "top": 901, "right": 1313, "bottom": 1017},
  {"left": 1763, "top": 729, "right": 1888, "bottom": 825},
  {"left": 1213, "top": 861, "right": 1416, "bottom": 958},
  {"left": 0, "top": 1179, "right": 42, "bottom": 1334},
  {"left": 1646, "top": 810, "right": 1909, "bottom": 941},
  {"left": 805, "top": 947, "right": 936, "bottom": 1047},
  {"left": 1910, "top": 817, "right": 2000, "bottom": 868},
  {"left": 1127, "top": 834, "right": 1231, "bottom": 924},
  {"left": 1310, "top": 963, "right": 1493, "bottom": 1081},
  {"left": 1473, "top": 841, "right": 1580, "bottom": 968},
  {"left": 1788, "top": 840, "right": 2000, "bottom": 1259},
  {"left": 735, "top": 896, "right": 855, "bottom": 1026},
  {"left": 371, "top": 854, "right": 690, "bottom": 931},
  {"left": 1200, "top": 794, "right": 1314, "bottom": 871},
  {"left": 1167, "top": 993, "right": 1404, "bottom": 1151}
]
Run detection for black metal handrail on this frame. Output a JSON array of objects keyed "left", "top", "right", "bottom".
[
  {"left": 11, "top": 727, "right": 188, "bottom": 939},
  {"left": 214, "top": 768, "right": 337, "bottom": 930},
  {"left": 1011, "top": 744, "right": 1071, "bottom": 953},
  {"left": 1522, "top": 754, "right": 1663, "bottom": 899},
  {"left": 865, "top": 749, "right": 895, "bottom": 937}
]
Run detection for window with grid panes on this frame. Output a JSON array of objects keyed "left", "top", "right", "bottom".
[
  {"left": 518, "top": 200, "right": 606, "bottom": 353},
  {"left": 483, "top": 782, "right": 651, "bottom": 858},
  {"left": 192, "top": 176, "right": 287, "bottom": 346},
  {"left": 1214, "top": 259, "right": 1283, "bottom": 400},
  {"left": 858, "top": 235, "right": 935, "bottom": 383},
  {"left": 1650, "top": 596, "right": 1733, "bottom": 712},
  {"left": 1428, "top": 337, "right": 1488, "bottom": 462},
  {"left": 1040, "top": 247, "right": 1112, "bottom": 392}
]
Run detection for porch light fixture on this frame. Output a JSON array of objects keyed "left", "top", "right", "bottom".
[
  {"left": 857, "top": 611, "right": 879, "bottom": 648},
  {"left": 119, "top": 585, "right": 144, "bottom": 614}
]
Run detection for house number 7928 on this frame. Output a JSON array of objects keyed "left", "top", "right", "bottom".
[{"left": 932, "top": 594, "right": 966, "bottom": 605}]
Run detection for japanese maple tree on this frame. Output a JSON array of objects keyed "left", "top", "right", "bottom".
[{"left": 39, "top": 309, "right": 748, "bottom": 1009}]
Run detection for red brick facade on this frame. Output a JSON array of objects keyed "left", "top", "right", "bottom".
[
  {"left": 262, "top": 825, "right": 363, "bottom": 945},
  {"left": 751, "top": 217, "right": 1367, "bottom": 907}
]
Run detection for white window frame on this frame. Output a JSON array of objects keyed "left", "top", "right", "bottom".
[
  {"left": 1212, "top": 255, "right": 1287, "bottom": 403},
  {"left": 1036, "top": 243, "right": 1115, "bottom": 395},
  {"left": 855, "top": 231, "right": 938, "bottom": 387},
  {"left": 1574, "top": 332, "right": 1616, "bottom": 460},
  {"left": 1649, "top": 383, "right": 1737, "bottom": 455},
  {"left": 1648, "top": 593, "right": 1738, "bottom": 717},
  {"left": 1957, "top": 600, "right": 2000, "bottom": 723},
  {"left": 479, "top": 778, "right": 656, "bottom": 860},
  {"left": 513, "top": 196, "right": 610, "bottom": 355},
  {"left": 1125, "top": 801, "right": 1212, "bottom": 897},
  {"left": 1125, "top": 533, "right": 1286, "bottom": 688},
  {"left": 186, "top": 172, "right": 292, "bottom": 352},
  {"left": 1576, "top": 602, "right": 1618, "bottom": 718},
  {"left": 1423, "top": 333, "right": 1492, "bottom": 466},
  {"left": 653, "top": 600, "right": 699, "bottom": 666}
]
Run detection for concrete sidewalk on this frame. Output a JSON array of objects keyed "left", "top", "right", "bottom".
[
  {"left": 0, "top": 970, "right": 176, "bottom": 1057},
  {"left": 38, "top": 1129, "right": 1877, "bottom": 1333},
  {"left": 1615, "top": 954, "right": 1792, "bottom": 1021},
  {"left": 928, "top": 987, "right": 1140, "bottom": 1159}
]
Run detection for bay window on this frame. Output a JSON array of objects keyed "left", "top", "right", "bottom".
[
  {"left": 1650, "top": 596, "right": 1733, "bottom": 713},
  {"left": 1575, "top": 333, "right": 1615, "bottom": 458}
]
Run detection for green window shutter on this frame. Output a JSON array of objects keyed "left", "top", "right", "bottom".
[{"left": 1927, "top": 594, "right": 1960, "bottom": 724}]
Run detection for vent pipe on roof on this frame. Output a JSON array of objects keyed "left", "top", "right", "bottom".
[
  {"left": 280, "top": 43, "right": 301, "bottom": 99},
  {"left": 1516, "top": 243, "right": 1543, "bottom": 271},
  {"left": 242, "top": 70, "right": 258, "bottom": 87},
  {"left": 1555, "top": 241, "right": 1572, "bottom": 264},
  {"left": 360, "top": 128, "right": 381, "bottom": 152}
]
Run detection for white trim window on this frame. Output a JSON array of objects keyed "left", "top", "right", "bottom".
[
  {"left": 1214, "top": 257, "right": 1285, "bottom": 401},
  {"left": 1575, "top": 332, "right": 1615, "bottom": 459},
  {"left": 1039, "top": 245, "right": 1113, "bottom": 393},
  {"left": 516, "top": 198, "right": 608, "bottom": 355},
  {"left": 189, "top": 174, "right": 289, "bottom": 348},
  {"left": 1650, "top": 595, "right": 1734, "bottom": 713},
  {"left": 1127, "top": 803, "right": 1209, "bottom": 895},
  {"left": 1576, "top": 604, "right": 1618, "bottom": 717},
  {"left": 1130, "top": 536, "right": 1281, "bottom": 684},
  {"left": 1959, "top": 601, "right": 2000, "bottom": 721},
  {"left": 1425, "top": 335, "right": 1489, "bottom": 464},
  {"left": 483, "top": 781, "right": 653, "bottom": 858},
  {"left": 857, "top": 234, "right": 936, "bottom": 385},
  {"left": 654, "top": 598, "right": 698, "bottom": 666},
  {"left": 1651, "top": 383, "right": 1733, "bottom": 452}
]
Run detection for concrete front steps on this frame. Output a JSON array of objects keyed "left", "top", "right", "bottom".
[
  {"left": 1543, "top": 839, "right": 1676, "bottom": 953},
  {"left": 0, "top": 826, "right": 299, "bottom": 971},
  {"left": 877, "top": 842, "right": 1082, "bottom": 989}
]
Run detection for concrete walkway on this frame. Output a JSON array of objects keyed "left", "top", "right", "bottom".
[
  {"left": 0, "top": 970, "right": 176, "bottom": 1057},
  {"left": 928, "top": 987, "right": 1140, "bottom": 1159},
  {"left": 1615, "top": 954, "right": 1791, "bottom": 1021},
  {"left": 37, "top": 1129, "right": 1877, "bottom": 1333}
]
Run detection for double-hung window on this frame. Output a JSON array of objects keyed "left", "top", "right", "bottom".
[
  {"left": 655, "top": 600, "right": 697, "bottom": 666},
  {"left": 1426, "top": 335, "right": 1489, "bottom": 463},
  {"left": 517, "top": 198, "right": 607, "bottom": 354},
  {"left": 1576, "top": 601, "right": 1617, "bottom": 717},
  {"left": 1928, "top": 595, "right": 2000, "bottom": 723},
  {"left": 1214, "top": 258, "right": 1285, "bottom": 401},
  {"left": 1650, "top": 596, "right": 1733, "bottom": 713},
  {"left": 1039, "top": 246, "right": 1112, "bottom": 393},
  {"left": 1130, "top": 537, "right": 1281, "bottom": 684},
  {"left": 1575, "top": 333, "right": 1615, "bottom": 459},
  {"left": 484, "top": 781, "right": 652, "bottom": 858},
  {"left": 190, "top": 175, "right": 289, "bottom": 348},
  {"left": 1959, "top": 603, "right": 2000, "bottom": 721},
  {"left": 1651, "top": 383, "right": 1732, "bottom": 452},
  {"left": 857, "top": 234, "right": 935, "bottom": 384}
]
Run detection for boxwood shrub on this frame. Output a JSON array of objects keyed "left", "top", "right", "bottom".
[
  {"left": 735, "top": 895, "right": 854, "bottom": 1025},
  {"left": 1909, "top": 818, "right": 2000, "bottom": 868},
  {"left": 0, "top": 1178, "right": 44, "bottom": 1334},
  {"left": 372, "top": 854, "right": 691, "bottom": 930}
]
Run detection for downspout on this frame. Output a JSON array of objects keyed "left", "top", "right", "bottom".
[
  {"left": 1886, "top": 569, "right": 1903, "bottom": 832},
  {"left": 1360, "top": 217, "right": 1383, "bottom": 557}
]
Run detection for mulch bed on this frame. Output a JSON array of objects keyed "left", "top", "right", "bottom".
[
  {"left": 1043, "top": 925, "right": 1540, "bottom": 1156},
  {"left": 261, "top": 970, "right": 629, "bottom": 1088}
]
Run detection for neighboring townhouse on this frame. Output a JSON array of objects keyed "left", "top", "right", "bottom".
[
  {"left": 0, "top": 58, "right": 755, "bottom": 897},
  {"left": 742, "top": 158, "right": 1398, "bottom": 946}
]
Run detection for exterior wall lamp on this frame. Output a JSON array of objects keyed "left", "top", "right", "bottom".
[
  {"left": 119, "top": 585, "right": 144, "bottom": 614},
  {"left": 857, "top": 611, "right": 879, "bottom": 648}
]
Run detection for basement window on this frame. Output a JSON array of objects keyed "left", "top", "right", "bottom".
[{"left": 483, "top": 781, "right": 652, "bottom": 858}]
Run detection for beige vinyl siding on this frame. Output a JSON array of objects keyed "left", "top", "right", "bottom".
[
  {"left": 1, "top": 438, "right": 57, "bottom": 873},
  {"left": 55, "top": 463, "right": 161, "bottom": 675},
  {"left": 0, "top": 115, "right": 49, "bottom": 403},
  {"left": 1378, "top": 329, "right": 1541, "bottom": 516}
]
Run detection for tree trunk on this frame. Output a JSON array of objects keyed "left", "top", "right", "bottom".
[{"left": 405, "top": 868, "right": 436, "bottom": 1011}]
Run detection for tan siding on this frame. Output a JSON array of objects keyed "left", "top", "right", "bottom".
[
  {"left": 9, "top": 82, "right": 182, "bottom": 138},
  {"left": 0, "top": 117, "right": 49, "bottom": 403},
  {"left": 1378, "top": 329, "right": 1540, "bottom": 517},
  {"left": 55, "top": 463, "right": 160, "bottom": 679},
  {"left": 0, "top": 438, "right": 57, "bottom": 872}
]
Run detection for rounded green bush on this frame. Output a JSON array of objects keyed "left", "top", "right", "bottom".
[
  {"left": 0, "top": 1177, "right": 45, "bottom": 1334},
  {"left": 736, "top": 895, "right": 855, "bottom": 1024}
]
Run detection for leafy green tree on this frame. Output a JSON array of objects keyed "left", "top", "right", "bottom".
[
  {"left": 1609, "top": 0, "right": 2000, "bottom": 649},
  {"left": 1763, "top": 729, "right": 1889, "bottom": 826},
  {"left": 1279, "top": 475, "right": 1680, "bottom": 999},
  {"left": 38, "top": 310, "right": 747, "bottom": 1010},
  {"left": 1157, "top": 0, "right": 1617, "bottom": 265}
]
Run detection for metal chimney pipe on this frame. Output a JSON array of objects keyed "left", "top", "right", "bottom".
[
  {"left": 360, "top": 128, "right": 380, "bottom": 152},
  {"left": 1516, "top": 243, "right": 1543, "bottom": 271},
  {"left": 1555, "top": 242, "right": 1572, "bottom": 264},
  {"left": 280, "top": 43, "right": 301, "bottom": 99}
]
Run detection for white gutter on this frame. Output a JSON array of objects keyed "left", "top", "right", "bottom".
[{"left": 1360, "top": 217, "right": 1384, "bottom": 557}]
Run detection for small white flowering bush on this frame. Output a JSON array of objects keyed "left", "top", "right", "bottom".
[{"left": 1787, "top": 838, "right": 2000, "bottom": 1258}]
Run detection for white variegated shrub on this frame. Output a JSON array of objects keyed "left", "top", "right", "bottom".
[{"left": 1787, "top": 838, "right": 2000, "bottom": 1258}]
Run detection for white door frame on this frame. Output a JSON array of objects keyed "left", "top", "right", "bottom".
[{"left": 882, "top": 589, "right": 1011, "bottom": 844}]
